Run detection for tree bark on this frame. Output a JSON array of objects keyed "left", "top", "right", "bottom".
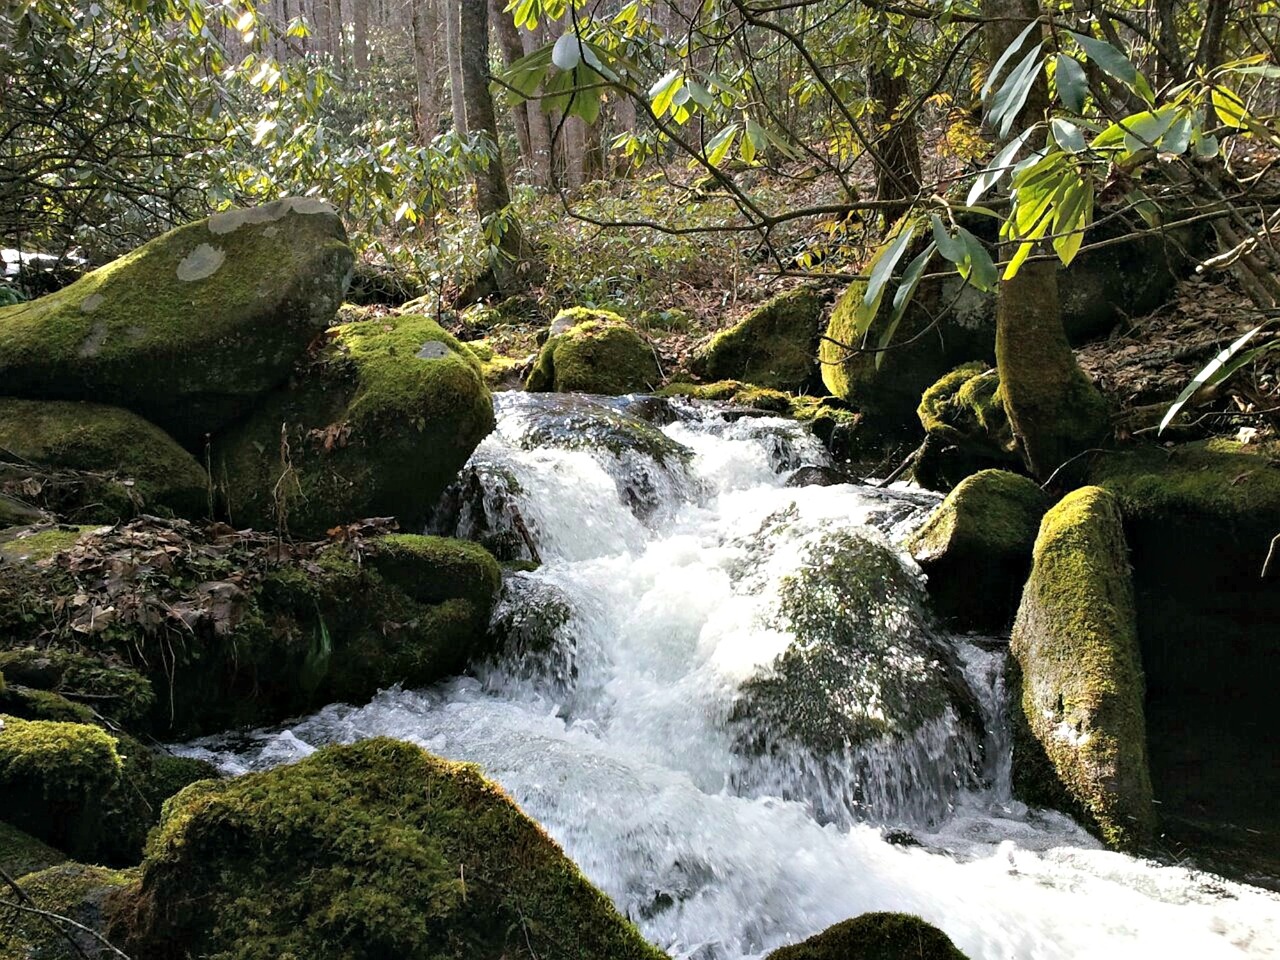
[
  {"left": 520, "top": 21, "right": 553, "bottom": 186},
  {"left": 491, "top": 0, "right": 533, "bottom": 174},
  {"left": 867, "top": 65, "right": 922, "bottom": 223},
  {"left": 983, "top": 0, "right": 1108, "bottom": 479},
  {"left": 445, "top": 0, "right": 469, "bottom": 137},
  {"left": 459, "top": 0, "right": 533, "bottom": 294},
  {"left": 1196, "top": 0, "right": 1229, "bottom": 71},
  {"left": 352, "top": 0, "right": 370, "bottom": 72},
  {"left": 411, "top": 0, "right": 440, "bottom": 143}
]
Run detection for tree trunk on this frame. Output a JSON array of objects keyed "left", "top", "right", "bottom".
[
  {"left": 411, "top": 0, "right": 440, "bottom": 143},
  {"left": 445, "top": 0, "right": 468, "bottom": 137},
  {"left": 491, "top": 0, "right": 533, "bottom": 174},
  {"left": 983, "top": 0, "right": 1108, "bottom": 479},
  {"left": 867, "top": 65, "right": 922, "bottom": 223},
  {"left": 352, "top": 0, "right": 369, "bottom": 72},
  {"left": 520, "top": 25, "right": 553, "bottom": 186},
  {"left": 459, "top": 0, "right": 533, "bottom": 294},
  {"left": 1196, "top": 0, "right": 1229, "bottom": 71}
]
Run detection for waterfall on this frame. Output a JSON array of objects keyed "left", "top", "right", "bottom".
[{"left": 178, "top": 392, "right": 1280, "bottom": 960}]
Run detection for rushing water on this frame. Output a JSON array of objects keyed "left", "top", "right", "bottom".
[{"left": 180, "top": 392, "right": 1280, "bottom": 960}]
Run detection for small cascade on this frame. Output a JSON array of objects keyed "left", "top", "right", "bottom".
[{"left": 179, "top": 391, "right": 1280, "bottom": 960}]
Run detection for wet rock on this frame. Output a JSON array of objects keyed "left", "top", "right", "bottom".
[
  {"left": 0, "top": 198, "right": 353, "bottom": 445},
  {"left": 765, "top": 912, "right": 968, "bottom": 959},
  {"left": 785, "top": 465, "right": 853, "bottom": 487},
  {"left": 112, "top": 738, "right": 667, "bottom": 960},
  {"left": 487, "top": 574, "right": 578, "bottom": 689},
  {"left": 1011, "top": 486, "right": 1154, "bottom": 850},
  {"left": 908, "top": 470, "right": 1049, "bottom": 630},
  {"left": 0, "top": 863, "right": 134, "bottom": 960}
]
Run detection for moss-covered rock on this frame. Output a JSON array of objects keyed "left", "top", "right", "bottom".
[
  {"left": 0, "top": 716, "right": 123, "bottom": 858},
  {"left": 690, "top": 287, "right": 827, "bottom": 391},
  {"left": 0, "top": 862, "right": 135, "bottom": 960},
  {"left": 658, "top": 379, "right": 793, "bottom": 412},
  {"left": 0, "top": 399, "right": 209, "bottom": 522},
  {"left": 0, "top": 524, "right": 95, "bottom": 563},
  {"left": 215, "top": 312, "right": 494, "bottom": 536},
  {"left": 0, "top": 519, "right": 501, "bottom": 737},
  {"left": 0, "top": 819, "right": 67, "bottom": 879},
  {"left": 0, "top": 648, "right": 154, "bottom": 727},
  {"left": 0, "top": 198, "right": 353, "bottom": 445},
  {"left": 525, "top": 308, "right": 660, "bottom": 395},
  {"left": 765, "top": 913, "right": 968, "bottom": 960},
  {"left": 907, "top": 470, "right": 1049, "bottom": 630},
  {"left": 914, "top": 363, "right": 1020, "bottom": 490},
  {"left": 1010, "top": 486, "right": 1154, "bottom": 850},
  {"left": 113, "top": 738, "right": 667, "bottom": 960},
  {"left": 1087, "top": 442, "right": 1280, "bottom": 878}
]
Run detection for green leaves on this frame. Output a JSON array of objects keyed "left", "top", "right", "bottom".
[
  {"left": 1000, "top": 149, "right": 1093, "bottom": 279},
  {"left": 966, "top": 127, "right": 1036, "bottom": 206},
  {"left": 1160, "top": 327, "right": 1280, "bottom": 434},
  {"left": 1067, "top": 30, "right": 1154, "bottom": 103},
  {"left": 847, "top": 221, "right": 919, "bottom": 345},
  {"left": 1055, "top": 53, "right": 1088, "bottom": 113},
  {"left": 987, "top": 45, "right": 1045, "bottom": 139},
  {"left": 649, "top": 68, "right": 684, "bottom": 118}
]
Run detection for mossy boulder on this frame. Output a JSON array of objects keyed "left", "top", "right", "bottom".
[
  {"left": 113, "top": 738, "right": 667, "bottom": 960},
  {"left": 1087, "top": 442, "right": 1280, "bottom": 876},
  {"left": 0, "top": 863, "right": 135, "bottom": 960},
  {"left": 1010, "top": 486, "right": 1154, "bottom": 850},
  {"left": 819, "top": 217, "right": 1185, "bottom": 431},
  {"left": 765, "top": 913, "right": 968, "bottom": 960},
  {"left": 0, "top": 399, "right": 208, "bottom": 523},
  {"left": 215, "top": 312, "right": 494, "bottom": 536},
  {"left": 690, "top": 286, "right": 827, "bottom": 391},
  {"left": 658, "top": 379, "right": 793, "bottom": 413},
  {"left": 0, "top": 519, "right": 501, "bottom": 737},
  {"left": 0, "top": 819, "right": 67, "bottom": 879},
  {"left": 0, "top": 716, "right": 123, "bottom": 858},
  {"left": 0, "top": 198, "right": 353, "bottom": 445},
  {"left": 525, "top": 308, "right": 660, "bottom": 395},
  {"left": 907, "top": 470, "right": 1049, "bottom": 630},
  {"left": 914, "top": 363, "right": 1019, "bottom": 490}
]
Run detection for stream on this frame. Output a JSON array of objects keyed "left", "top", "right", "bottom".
[{"left": 178, "top": 392, "right": 1280, "bottom": 960}]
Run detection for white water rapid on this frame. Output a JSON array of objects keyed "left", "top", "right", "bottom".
[{"left": 180, "top": 392, "right": 1280, "bottom": 960}]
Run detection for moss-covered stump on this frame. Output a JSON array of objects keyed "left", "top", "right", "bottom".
[
  {"left": 907, "top": 470, "right": 1049, "bottom": 631},
  {"left": 1087, "top": 442, "right": 1280, "bottom": 879},
  {"left": 913, "top": 364, "right": 1020, "bottom": 490},
  {"left": 690, "top": 287, "right": 828, "bottom": 392},
  {"left": 0, "top": 198, "right": 353, "bottom": 446},
  {"left": 0, "top": 717, "right": 122, "bottom": 858},
  {"left": 215, "top": 312, "right": 494, "bottom": 536},
  {"left": 112, "top": 738, "right": 667, "bottom": 960},
  {"left": 1010, "top": 487, "right": 1154, "bottom": 850},
  {"left": 0, "top": 819, "right": 67, "bottom": 879},
  {"left": 819, "top": 217, "right": 1185, "bottom": 432},
  {"left": 525, "top": 308, "right": 660, "bottom": 395},
  {"left": 0, "top": 863, "right": 135, "bottom": 960},
  {"left": 0, "top": 518, "right": 501, "bottom": 737},
  {"left": 766, "top": 913, "right": 968, "bottom": 959},
  {"left": 0, "top": 399, "right": 209, "bottom": 523}
]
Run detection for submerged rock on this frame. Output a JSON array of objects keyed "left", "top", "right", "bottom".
[
  {"left": 112, "top": 738, "right": 667, "bottom": 960},
  {"left": 730, "top": 529, "right": 983, "bottom": 824},
  {"left": 908, "top": 470, "right": 1049, "bottom": 630},
  {"left": 0, "top": 398, "right": 209, "bottom": 522},
  {"left": 765, "top": 912, "right": 968, "bottom": 959},
  {"left": 1011, "top": 486, "right": 1154, "bottom": 850},
  {"left": 525, "top": 308, "right": 661, "bottom": 395},
  {"left": 0, "top": 198, "right": 353, "bottom": 445},
  {"left": 216, "top": 312, "right": 494, "bottom": 536},
  {"left": 690, "top": 286, "right": 828, "bottom": 392}
]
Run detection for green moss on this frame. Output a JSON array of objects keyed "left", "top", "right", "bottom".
[
  {"left": 0, "top": 648, "right": 154, "bottom": 726},
  {"left": 0, "top": 717, "right": 123, "bottom": 858},
  {"left": 526, "top": 310, "right": 660, "bottom": 395},
  {"left": 115, "top": 738, "right": 667, "bottom": 960},
  {"left": 690, "top": 287, "right": 827, "bottom": 391},
  {"left": 907, "top": 470, "right": 1049, "bottom": 630},
  {"left": 0, "top": 525, "right": 95, "bottom": 563},
  {"left": 765, "top": 913, "right": 969, "bottom": 960},
  {"left": 1010, "top": 487, "right": 1154, "bottom": 850},
  {"left": 0, "top": 398, "right": 209, "bottom": 522},
  {"left": 367, "top": 534, "right": 501, "bottom": 608},
  {"left": 0, "top": 198, "right": 353, "bottom": 445},
  {"left": 0, "top": 685, "right": 97, "bottom": 724},
  {"left": 658, "top": 380, "right": 793, "bottom": 412},
  {"left": 915, "top": 364, "right": 1020, "bottom": 490},
  {"left": 0, "top": 819, "right": 67, "bottom": 879},
  {"left": 216, "top": 312, "right": 495, "bottom": 536},
  {"left": 0, "top": 863, "right": 135, "bottom": 959}
]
